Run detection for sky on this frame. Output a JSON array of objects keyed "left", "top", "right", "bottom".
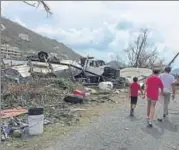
[{"left": 1, "top": 1, "right": 179, "bottom": 67}]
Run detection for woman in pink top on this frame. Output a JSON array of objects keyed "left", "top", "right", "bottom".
[{"left": 145, "top": 68, "right": 164, "bottom": 127}]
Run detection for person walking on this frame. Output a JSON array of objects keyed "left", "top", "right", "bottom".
[
  {"left": 128, "top": 77, "right": 144, "bottom": 117},
  {"left": 157, "top": 66, "right": 176, "bottom": 121},
  {"left": 145, "top": 68, "right": 164, "bottom": 127}
]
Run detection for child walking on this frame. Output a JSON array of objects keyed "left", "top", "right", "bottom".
[{"left": 129, "top": 77, "right": 144, "bottom": 117}]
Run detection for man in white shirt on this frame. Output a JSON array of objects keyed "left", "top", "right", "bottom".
[{"left": 158, "top": 66, "right": 176, "bottom": 121}]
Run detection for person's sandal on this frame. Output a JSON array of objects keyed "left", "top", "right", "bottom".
[
  {"left": 130, "top": 110, "right": 134, "bottom": 117},
  {"left": 148, "top": 120, "right": 153, "bottom": 127},
  {"left": 157, "top": 118, "right": 163, "bottom": 122}
]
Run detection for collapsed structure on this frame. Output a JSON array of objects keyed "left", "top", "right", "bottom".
[
  {"left": 2, "top": 51, "right": 179, "bottom": 88},
  {"left": 1, "top": 51, "right": 127, "bottom": 88}
]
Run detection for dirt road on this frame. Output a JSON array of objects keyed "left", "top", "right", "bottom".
[{"left": 46, "top": 94, "right": 179, "bottom": 150}]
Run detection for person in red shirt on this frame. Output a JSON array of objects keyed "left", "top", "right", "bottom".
[
  {"left": 129, "top": 77, "right": 144, "bottom": 117},
  {"left": 145, "top": 69, "right": 164, "bottom": 127}
]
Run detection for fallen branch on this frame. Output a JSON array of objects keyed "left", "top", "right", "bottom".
[
  {"left": 23, "top": 1, "right": 52, "bottom": 16},
  {"left": 24, "top": 1, "right": 36, "bottom": 7}
]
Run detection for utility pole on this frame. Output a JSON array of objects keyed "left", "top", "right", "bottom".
[{"left": 168, "top": 52, "right": 179, "bottom": 67}]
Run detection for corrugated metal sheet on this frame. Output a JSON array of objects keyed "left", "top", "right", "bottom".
[
  {"left": 10, "top": 62, "right": 70, "bottom": 77},
  {"left": 11, "top": 64, "right": 31, "bottom": 77}
]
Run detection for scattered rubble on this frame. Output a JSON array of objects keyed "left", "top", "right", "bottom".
[
  {"left": 1, "top": 51, "right": 130, "bottom": 89},
  {"left": 1, "top": 51, "right": 165, "bottom": 147},
  {"left": 124, "top": 127, "right": 129, "bottom": 131},
  {"left": 0, "top": 107, "right": 28, "bottom": 119},
  {"left": 98, "top": 81, "right": 113, "bottom": 90},
  {"left": 1, "top": 74, "right": 121, "bottom": 144},
  {"left": 0, "top": 55, "right": 155, "bottom": 145},
  {"left": 64, "top": 95, "right": 84, "bottom": 104}
]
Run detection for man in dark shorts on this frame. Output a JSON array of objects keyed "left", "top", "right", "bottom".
[{"left": 129, "top": 77, "right": 144, "bottom": 116}]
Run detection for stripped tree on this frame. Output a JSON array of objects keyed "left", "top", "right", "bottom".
[
  {"left": 125, "top": 28, "right": 163, "bottom": 68},
  {"left": 110, "top": 53, "right": 126, "bottom": 69}
]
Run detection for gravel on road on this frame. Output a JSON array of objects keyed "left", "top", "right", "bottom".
[{"left": 45, "top": 97, "right": 179, "bottom": 150}]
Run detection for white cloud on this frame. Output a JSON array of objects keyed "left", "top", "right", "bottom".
[
  {"left": 49, "top": 1, "right": 179, "bottom": 54},
  {"left": 1, "top": 1, "right": 11, "bottom": 9},
  {"left": 13, "top": 18, "right": 27, "bottom": 27},
  {"left": 1, "top": 1, "right": 179, "bottom": 64},
  {"left": 1, "top": 1, "right": 11, "bottom": 15},
  {"left": 35, "top": 23, "right": 115, "bottom": 49},
  {"left": 74, "top": 48, "right": 114, "bottom": 62}
]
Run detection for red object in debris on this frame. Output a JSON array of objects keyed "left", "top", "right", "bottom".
[
  {"left": 72, "top": 90, "right": 86, "bottom": 97},
  {"left": 0, "top": 107, "right": 28, "bottom": 119}
]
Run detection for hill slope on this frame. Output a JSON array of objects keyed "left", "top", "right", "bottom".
[
  {"left": 1, "top": 17, "right": 81, "bottom": 60},
  {"left": 171, "top": 68, "right": 179, "bottom": 75},
  {"left": 107, "top": 60, "right": 126, "bottom": 69}
]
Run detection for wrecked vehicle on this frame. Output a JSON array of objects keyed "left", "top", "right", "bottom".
[
  {"left": 3, "top": 51, "right": 124, "bottom": 87},
  {"left": 30, "top": 52, "right": 117, "bottom": 77},
  {"left": 71, "top": 56, "right": 121, "bottom": 83}
]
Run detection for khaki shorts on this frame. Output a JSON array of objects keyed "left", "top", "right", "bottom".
[{"left": 147, "top": 99, "right": 157, "bottom": 105}]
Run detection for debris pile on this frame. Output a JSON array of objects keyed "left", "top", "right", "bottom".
[
  {"left": 1, "top": 117, "right": 28, "bottom": 141},
  {"left": 1, "top": 76, "right": 119, "bottom": 142}
]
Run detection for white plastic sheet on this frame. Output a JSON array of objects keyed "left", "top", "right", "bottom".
[{"left": 98, "top": 81, "right": 113, "bottom": 91}]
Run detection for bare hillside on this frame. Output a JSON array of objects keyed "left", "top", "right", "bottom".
[{"left": 1, "top": 17, "right": 81, "bottom": 60}]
